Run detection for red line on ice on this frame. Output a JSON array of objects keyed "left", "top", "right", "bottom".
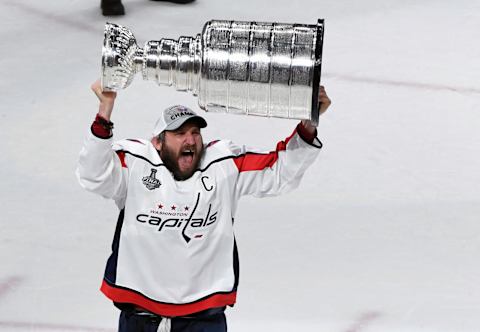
[
  {"left": 3, "top": 1, "right": 98, "bottom": 33},
  {"left": 326, "top": 73, "right": 480, "bottom": 94},
  {"left": 0, "top": 276, "right": 23, "bottom": 300},
  {"left": 0, "top": 321, "right": 115, "bottom": 332},
  {"left": 344, "top": 311, "right": 382, "bottom": 332},
  {"left": 0, "top": 277, "right": 115, "bottom": 330}
]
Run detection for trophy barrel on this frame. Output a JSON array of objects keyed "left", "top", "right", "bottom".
[{"left": 198, "top": 19, "right": 324, "bottom": 125}]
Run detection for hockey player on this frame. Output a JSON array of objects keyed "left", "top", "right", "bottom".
[{"left": 76, "top": 79, "right": 331, "bottom": 331}]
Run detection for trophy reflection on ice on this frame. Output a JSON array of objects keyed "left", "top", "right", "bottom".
[{"left": 101, "top": 19, "right": 324, "bottom": 125}]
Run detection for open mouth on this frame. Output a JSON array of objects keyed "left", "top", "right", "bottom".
[
  {"left": 181, "top": 149, "right": 195, "bottom": 157},
  {"left": 178, "top": 148, "right": 195, "bottom": 169}
]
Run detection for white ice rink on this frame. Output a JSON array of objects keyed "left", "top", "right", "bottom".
[{"left": 1, "top": 0, "right": 479, "bottom": 331}]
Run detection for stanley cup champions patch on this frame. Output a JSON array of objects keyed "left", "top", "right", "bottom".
[{"left": 142, "top": 168, "right": 161, "bottom": 190}]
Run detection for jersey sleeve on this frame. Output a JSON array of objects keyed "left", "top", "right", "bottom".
[
  {"left": 230, "top": 124, "right": 322, "bottom": 198},
  {"left": 76, "top": 129, "right": 128, "bottom": 207}
]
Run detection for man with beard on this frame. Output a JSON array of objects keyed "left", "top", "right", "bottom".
[{"left": 77, "top": 79, "right": 331, "bottom": 332}]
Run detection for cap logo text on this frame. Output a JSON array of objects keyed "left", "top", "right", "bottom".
[{"left": 170, "top": 111, "right": 194, "bottom": 121}]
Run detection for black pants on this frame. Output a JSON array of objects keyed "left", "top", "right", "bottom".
[{"left": 118, "top": 309, "right": 227, "bottom": 332}]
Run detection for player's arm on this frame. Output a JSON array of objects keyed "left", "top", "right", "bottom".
[
  {"left": 76, "top": 80, "right": 127, "bottom": 202},
  {"left": 232, "top": 86, "right": 331, "bottom": 198}
]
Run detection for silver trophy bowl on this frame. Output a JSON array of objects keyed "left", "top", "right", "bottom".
[{"left": 102, "top": 19, "right": 324, "bottom": 125}]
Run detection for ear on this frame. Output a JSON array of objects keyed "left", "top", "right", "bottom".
[{"left": 151, "top": 137, "right": 162, "bottom": 150}]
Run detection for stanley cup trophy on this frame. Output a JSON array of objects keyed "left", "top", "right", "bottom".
[{"left": 101, "top": 19, "right": 324, "bottom": 125}]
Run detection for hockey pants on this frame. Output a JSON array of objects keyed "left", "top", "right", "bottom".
[{"left": 118, "top": 309, "right": 227, "bottom": 332}]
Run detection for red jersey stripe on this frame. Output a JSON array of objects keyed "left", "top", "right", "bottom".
[
  {"left": 101, "top": 280, "right": 236, "bottom": 317},
  {"left": 126, "top": 139, "right": 146, "bottom": 145},
  {"left": 233, "top": 129, "right": 297, "bottom": 172},
  {"left": 116, "top": 151, "right": 127, "bottom": 168}
]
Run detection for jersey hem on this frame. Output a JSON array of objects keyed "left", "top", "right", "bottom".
[{"left": 101, "top": 279, "right": 237, "bottom": 317}]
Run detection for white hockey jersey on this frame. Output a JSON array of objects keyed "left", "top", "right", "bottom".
[{"left": 76, "top": 126, "right": 322, "bottom": 317}]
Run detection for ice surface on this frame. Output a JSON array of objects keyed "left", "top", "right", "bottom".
[{"left": 0, "top": 0, "right": 479, "bottom": 331}]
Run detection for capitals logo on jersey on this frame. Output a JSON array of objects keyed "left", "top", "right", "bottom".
[{"left": 137, "top": 192, "right": 218, "bottom": 244}]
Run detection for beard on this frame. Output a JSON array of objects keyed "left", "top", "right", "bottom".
[{"left": 159, "top": 141, "right": 204, "bottom": 181}]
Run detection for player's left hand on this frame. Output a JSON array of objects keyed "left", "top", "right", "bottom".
[
  {"left": 301, "top": 85, "right": 331, "bottom": 131},
  {"left": 317, "top": 85, "right": 331, "bottom": 117}
]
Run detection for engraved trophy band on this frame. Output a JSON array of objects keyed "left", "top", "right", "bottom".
[{"left": 101, "top": 19, "right": 324, "bottom": 125}]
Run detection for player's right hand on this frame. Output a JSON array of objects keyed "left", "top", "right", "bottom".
[
  {"left": 91, "top": 79, "right": 116, "bottom": 120},
  {"left": 91, "top": 79, "right": 117, "bottom": 105}
]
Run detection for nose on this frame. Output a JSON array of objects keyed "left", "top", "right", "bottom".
[{"left": 184, "top": 132, "right": 195, "bottom": 145}]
